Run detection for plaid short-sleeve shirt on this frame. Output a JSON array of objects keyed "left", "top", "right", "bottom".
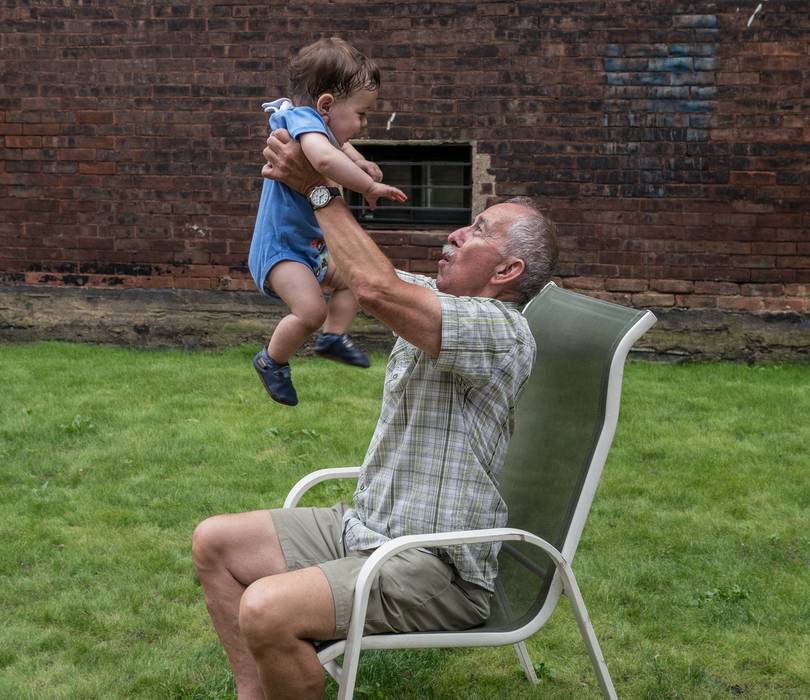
[{"left": 342, "top": 272, "right": 536, "bottom": 591}]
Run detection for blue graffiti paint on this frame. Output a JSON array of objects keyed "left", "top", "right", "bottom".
[{"left": 601, "top": 17, "right": 718, "bottom": 195}]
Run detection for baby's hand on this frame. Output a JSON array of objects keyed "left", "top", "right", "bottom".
[
  {"left": 364, "top": 182, "right": 408, "bottom": 210},
  {"left": 356, "top": 159, "right": 383, "bottom": 182}
]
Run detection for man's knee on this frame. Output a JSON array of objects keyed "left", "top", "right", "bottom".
[
  {"left": 191, "top": 515, "right": 228, "bottom": 572},
  {"left": 239, "top": 580, "right": 292, "bottom": 651},
  {"left": 239, "top": 569, "right": 336, "bottom": 650}
]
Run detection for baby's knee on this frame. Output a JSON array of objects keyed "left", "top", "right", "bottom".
[{"left": 294, "top": 302, "right": 328, "bottom": 332}]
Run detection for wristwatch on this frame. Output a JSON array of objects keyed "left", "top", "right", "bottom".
[{"left": 307, "top": 185, "right": 341, "bottom": 210}]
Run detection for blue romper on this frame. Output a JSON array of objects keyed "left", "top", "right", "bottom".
[{"left": 248, "top": 101, "right": 338, "bottom": 296}]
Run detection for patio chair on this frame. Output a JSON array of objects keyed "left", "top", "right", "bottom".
[{"left": 283, "top": 282, "right": 657, "bottom": 699}]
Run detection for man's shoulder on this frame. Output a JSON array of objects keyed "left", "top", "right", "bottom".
[{"left": 395, "top": 270, "right": 437, "bottom": 290}]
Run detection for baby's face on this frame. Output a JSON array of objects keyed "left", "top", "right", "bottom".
[{"left": 326, "top": 88, "right": 377, "bottom": 145}]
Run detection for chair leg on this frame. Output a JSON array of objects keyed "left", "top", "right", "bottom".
[
  {"left": 493, "top": 580, "right": 539, "bottom": 684},
  {"left": 513, "top": 641, "right": 539, "bottom": 684},
  {"left": 560, "top": 569, "right": 618, "bottom": 700},
  {"left": 324, "top": 659, "right": 343, "bottom": 684}
]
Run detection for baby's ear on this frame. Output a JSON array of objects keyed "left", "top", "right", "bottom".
[{"left": 316, "top": 93, "right": 335, "bottom": 116}]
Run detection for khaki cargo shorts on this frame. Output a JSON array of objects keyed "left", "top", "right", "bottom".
[{"left": 270, "top": 503, "right": 491, "bottom": 638}]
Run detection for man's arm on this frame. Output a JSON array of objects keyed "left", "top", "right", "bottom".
[
  {"left": 263, "top": 130, "right": 442, "bottom": 356},
  {"left": 315, "top": 199, "right": 442, "bottom": 356}
]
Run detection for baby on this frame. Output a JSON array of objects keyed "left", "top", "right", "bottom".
[{"left": 248, "top": 37, "right": 406, "bottom": 406}]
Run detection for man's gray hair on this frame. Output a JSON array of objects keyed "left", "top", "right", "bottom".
[{"left": 499, "top": 197, "right": 559, "bottom": 304}]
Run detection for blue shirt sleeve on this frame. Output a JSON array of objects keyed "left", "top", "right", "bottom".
[{"left": 270, "top": 106, "right": 330, "bottom": 141}]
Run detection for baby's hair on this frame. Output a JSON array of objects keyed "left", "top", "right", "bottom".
[{"left": 290, "top": 37, "right": 380, "bottom": 105}]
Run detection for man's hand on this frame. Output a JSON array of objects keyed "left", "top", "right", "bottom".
[{"left": 261, "top": 129, "right": 323, "bottom": 195}]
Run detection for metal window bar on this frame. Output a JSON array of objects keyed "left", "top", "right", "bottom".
[{"left": 346, "top": 156, "right": 471, "bottom": 227}]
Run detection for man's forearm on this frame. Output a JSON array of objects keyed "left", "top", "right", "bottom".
[
  {"left": 314, "top": 198, "right": 395, "bottom": 294},
  {"left": 314, "top": 199, "right": 442, "bottom": 356}
]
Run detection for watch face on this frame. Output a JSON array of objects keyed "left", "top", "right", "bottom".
[{"left": 310, "top": 187, "right": 330, "bottom": 208}]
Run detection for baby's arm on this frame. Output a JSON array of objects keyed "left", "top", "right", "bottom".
[
  {"left": 299, "top": 132, "right": 375, "bottom": 195},
  {"left": 300, "top": 132, "right": 406, "bottom": 209},
  {"left": 341, "top": 142, "right": 365, "bottom": 162},
  {"left": 342, "top": 143, "right": 382, "bottom": 182}
]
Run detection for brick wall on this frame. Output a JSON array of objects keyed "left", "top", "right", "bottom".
[{"left": 1, "top": 1, "right": 808, "bottom": 317}]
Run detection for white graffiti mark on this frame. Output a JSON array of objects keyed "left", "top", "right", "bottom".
[
  {"left": 386, "top": 112, "right": 397, "bottom": 130},
  {"left": 747, "top": 0, "right": 768, "bottom": 28}
]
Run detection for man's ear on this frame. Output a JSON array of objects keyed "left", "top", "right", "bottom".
[
  {"left": 492, "top": 257, "right": 525, "bottom": 287},
  {"left": 315, "top": 93, "right": 335, "bottom": 119}
]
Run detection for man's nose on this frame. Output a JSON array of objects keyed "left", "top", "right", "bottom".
[{"left": 447, "top": 227, "right": 468, "bottom": 246}]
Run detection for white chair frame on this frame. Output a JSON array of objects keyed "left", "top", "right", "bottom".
[{"left": 283, "top": 291, "right": 656, "bottom": 699}]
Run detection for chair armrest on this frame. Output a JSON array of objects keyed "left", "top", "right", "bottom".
[
  {"left": 282, "top": 467, "right": 361, "bottom": 509},
  {"left": 335, "top": 527, "right": 576, "bottom": 698},
  {"left": 351, "top": 528, "right": 569, "bottom": 613}
]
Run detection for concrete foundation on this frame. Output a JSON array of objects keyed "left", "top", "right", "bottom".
[{"left": 1, "top": 286, "right": 808, "bottom": 363}]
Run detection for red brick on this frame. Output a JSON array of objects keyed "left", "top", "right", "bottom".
[
  {"left": 56, "top": 148, "right": 96, "bottom": 161},
  {"left": 778, "top": 257, "right": 810, "bottom": 269},
  {"left": 605, "top": 278, "right": 647, "bottom": 292},
  {"left": 784, "top": 284, "right": 809, "bottom": 297},
  {"left": 631, "top": 292, "right": 675, "bottom": 307},
  {"left": 652, "top": 279, "right": 693, "bottom": 293},
  {"left": 22, "top": 123, "right": 61, "bottom": 136},
  {"left": 676, "top": 294, "right": 718, "bottom": 309},
  {"left": 732, "top": 255, "right": 776, "bottom": 269},
  {"left": 752, "top": 241, "right": 796, "bottom": 255},
  {"left": 76, "top": 111, "right": 114, "bottom": 124},
  {"left": 761, "top": 298, "right": 809, "bottom": 313},
  {"left": 694, "top": 281, "right": 740, "bottom": 295},
  {"left": 718, "top": 296, "right": 765, "bottom": 313},
  {"left": 5, "top": 135, "right": 42, "bottom": 148},
  {"left": 563, "top": 276, "right": 605, "bottom": 291},
  {"left": 730, "top": 171, "right": 777, "bottom": 186},
  {"left": 740, "top": 284, "right": 784, "bottom": 297},
  {"left": 79, "top": 162, "right": 117, "bottom": 175}
]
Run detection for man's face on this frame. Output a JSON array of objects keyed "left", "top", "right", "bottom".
[{"left": 436, "top": 203, "right": 524, "bottom": 298}]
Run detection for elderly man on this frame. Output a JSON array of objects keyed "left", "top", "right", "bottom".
[{"left": 192, "top": 130, "right": 558, "bottom": 699}]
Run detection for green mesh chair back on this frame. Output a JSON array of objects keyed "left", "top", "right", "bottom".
[{"left": 483, "top": 282, "right": 653, "bottom": 630}]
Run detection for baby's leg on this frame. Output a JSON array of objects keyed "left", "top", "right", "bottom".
[
  {"left": 266, "top": 261, "right": 327, "bottom": 363},
  {"left": 314, "top": 262, "right": 370, "bottom": 368},
  {"left": 321, "top": 263, "right": 358, "bottom": 335}
]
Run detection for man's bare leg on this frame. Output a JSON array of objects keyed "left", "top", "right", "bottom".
[
  {"left": 239, "top": 567, "right": 336, "bottom": 699},
  {"left": 192, "top": 511, "right": 288, "bottom": 700}
]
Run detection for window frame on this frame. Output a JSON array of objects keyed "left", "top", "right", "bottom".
[{"left": 345, "top": 142, "right": 472, "bottom": 229}]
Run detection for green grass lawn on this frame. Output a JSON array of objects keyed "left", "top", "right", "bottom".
[{"left": 1, "top": 342, "right": 808, "bottom": 699}]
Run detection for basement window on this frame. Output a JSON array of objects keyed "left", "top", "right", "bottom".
[{"left": 346, "top": 143, "right": 472, "bottom": 227}]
